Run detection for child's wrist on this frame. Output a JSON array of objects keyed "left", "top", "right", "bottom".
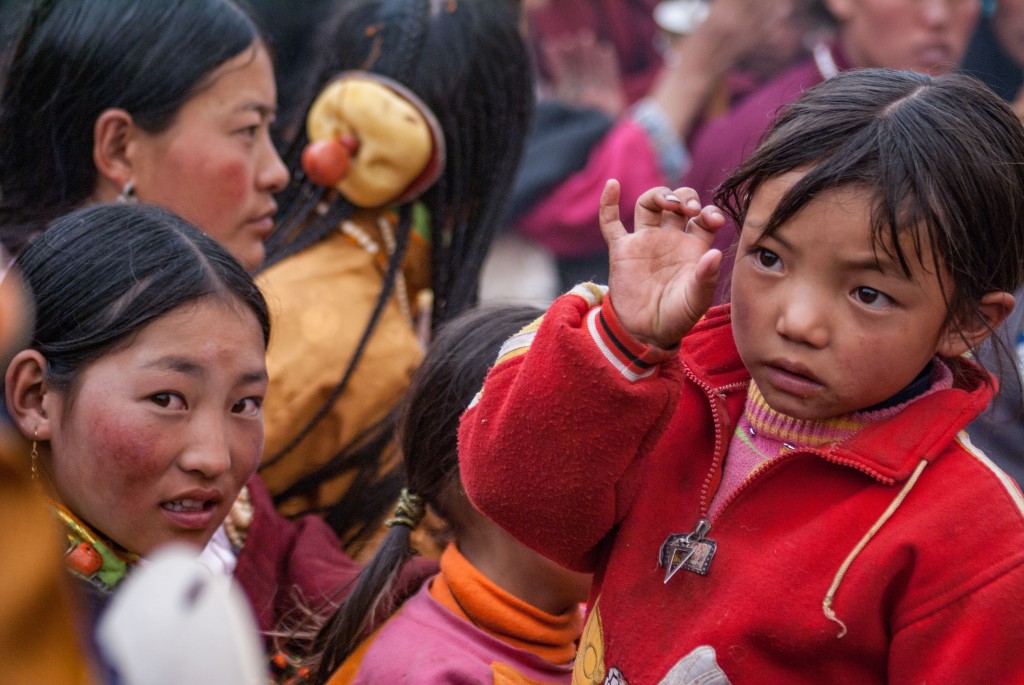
[{"left": 603, "top": 294, "right": 680, "bottom": 363}]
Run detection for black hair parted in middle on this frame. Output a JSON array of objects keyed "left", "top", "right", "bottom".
[{"left": 15, "top": 203, "right": 270, "bottom": 393}]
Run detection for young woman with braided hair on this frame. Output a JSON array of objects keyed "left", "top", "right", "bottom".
[{"left": 255, "top": 0, "right": 534, "bottom": 553}]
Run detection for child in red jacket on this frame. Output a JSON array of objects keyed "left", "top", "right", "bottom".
[{"left": 459, "top": 68, "right": 1024, "bottom": 685}]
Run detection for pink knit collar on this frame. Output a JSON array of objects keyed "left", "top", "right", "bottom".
[{"left": 745, "top": 360, "right": 954, "bottom": 450}]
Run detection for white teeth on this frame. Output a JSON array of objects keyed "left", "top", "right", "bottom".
[{"left": 163, "top": 499, "right": 205, "bottom": 512}]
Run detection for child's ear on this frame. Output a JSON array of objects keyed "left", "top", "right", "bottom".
[
  {"left": 92, "top": 108, "right": 135, "bottom": 202},
  {"left": 936, "top": 291, "right": 1016, "bottom": 358},
  {"left": 5, "top": 349, "right": 57, "bottom": 441}
]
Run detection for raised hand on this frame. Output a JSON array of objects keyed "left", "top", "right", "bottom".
[{"left": 599, "top": 180, "right": 724, "bottom": 348}]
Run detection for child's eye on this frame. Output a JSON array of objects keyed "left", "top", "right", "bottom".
[
  {"left": 753, "top": 247, "right": 782, "bottom": 271},
  {"left": 231, "top": 397, "right": 263, "bottom": 417},
  {"left": 151, "top": 392, "right": 187, "bottom": 410},
  {"left": 852, "top": 286, "right": 893, "bottom": 309}
]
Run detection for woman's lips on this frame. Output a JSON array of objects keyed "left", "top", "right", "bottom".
[
  {"left": 249, "top": 215, "right": 275, "bottom": 240},
  {"left": 915, "top": 45, "right": 954, "bottom": 71},
  {"left": 160, "top": 495, "right": 221, "bottom": 531}
]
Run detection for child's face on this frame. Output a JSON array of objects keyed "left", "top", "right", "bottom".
[
  {"left": 731, "top": 170, "right": 954, "bottom": 420},
  {"left": 43, "top": 298, "right": 267, "bottom": 556}
]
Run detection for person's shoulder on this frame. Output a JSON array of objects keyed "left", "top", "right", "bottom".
[{"left": 946, "top": 433, "right": 1024, "bottom": 519}]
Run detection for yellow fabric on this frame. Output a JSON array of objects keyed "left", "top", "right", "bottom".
[
  {"left": 571, "top": 600, "right": 605, "bottom": 685},
  {"left": 492, "top": 661, "right": 560, "bottom": 685},
  {"left": 0, "top": 429, "right": 96, "bottom": 684},
  {"left": 257, "top": 210, "right": 429, "bottom": 527}
]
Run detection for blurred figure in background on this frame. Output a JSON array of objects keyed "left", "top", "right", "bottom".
[
  {"left": 483, "top": 0, "right": 833, "bottom": 300},
  {"left": 961, "top": 0, "right": 1024, "bottom": 484},
  {"left": 0, "top": 249, "right": 96, "bottom": 684}
]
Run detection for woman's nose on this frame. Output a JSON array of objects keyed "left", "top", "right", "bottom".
[
  {"left": 258, "top": 138, "right": 289, "bottom": 194},
  {"left": 178, "top": 421, "right": 232, "bottom": 479}
]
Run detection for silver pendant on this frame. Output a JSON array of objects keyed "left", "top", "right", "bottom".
[{"left": 659, "top": 518, "right": 717, "bottom": 583}]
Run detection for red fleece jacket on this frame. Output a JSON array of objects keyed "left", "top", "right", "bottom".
[{"left": 458, "top": 287, "right": 1024, "bottom": 685}]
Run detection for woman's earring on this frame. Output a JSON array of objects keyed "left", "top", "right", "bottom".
[
  {"left": 117, "top": 181, "right": 137, "bottom": 205},
  {"left": 30, "top": 440, "right": 39, "bottom": 482}
]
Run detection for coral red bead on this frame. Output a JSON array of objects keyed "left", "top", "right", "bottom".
[
  {"left": 66, "top": 542, "right": 103, "bottom": 576},
  {"left": 301, "top": 139, "right": 352, "bottom": 187}
]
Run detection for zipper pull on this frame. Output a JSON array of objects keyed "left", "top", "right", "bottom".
[{"left": 659, "top": 518, "right": 717, "bottom": 584}]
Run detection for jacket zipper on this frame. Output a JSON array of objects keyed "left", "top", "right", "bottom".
[
  {"left": 711, "top": 447, "right": 898, "bottom": 525},
  {"left": 681, "top": 365, "right": 747, "bottom": 521}
]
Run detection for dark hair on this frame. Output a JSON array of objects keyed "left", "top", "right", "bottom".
[
  {"left": 15, "top": 203, "right": 270, "bottom": 392},
  {"left": 309, "top": 305, "right": 542, "bottom": 681},
  {"left": 0, "top": 0, "right": 266, "bottom": 255},
  {"left": 259, "top": 0, "right": 533, "bottom": 541},
  {"left": 715, "top": 68, "right": 1024, "bottom": 375},
  {"left": 269, "top": 0, "right": 532, "bottom": 320}
]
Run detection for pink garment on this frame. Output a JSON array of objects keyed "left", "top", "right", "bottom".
[
  {"left": 516, "top": 118, "right": 664, "bottom": 258},
  {"left": 710, "top": 363, "right": 955, "bottom": 518},
  {"left": 330, "top": 580, "right": 575, "bottom": 684}
]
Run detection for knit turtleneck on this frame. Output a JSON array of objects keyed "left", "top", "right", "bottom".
[
  {"left": 428, "top": 543, "right": 583, "bottom": 665},
  {"left": 709, "top": 360, "right": 954, "bottom": 518}
]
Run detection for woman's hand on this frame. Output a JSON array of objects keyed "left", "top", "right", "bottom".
[{"left": 599, "top": 180, "right": 724, "bottom": 348}]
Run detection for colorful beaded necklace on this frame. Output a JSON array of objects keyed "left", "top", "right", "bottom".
[{"left": 52, "top": 501, "right": 139, "bottom": 594}]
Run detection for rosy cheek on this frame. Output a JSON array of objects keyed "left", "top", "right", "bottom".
[
  {"left": 236, "top": 431, "right": 263, "bottom": 479},
  {"left": 87, "top": 412, "right": 168, "bottom": 488},
  {"left": 212, "top": 158, "right": 251, "bottom": 205}
]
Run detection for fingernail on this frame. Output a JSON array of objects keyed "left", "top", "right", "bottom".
[
  {"left": 686, "top": 199, "right": 701, "bottom": 210},
  {"left": 711, "top": 211, "right": 723, "bottom": 221},
  {"left": 665, "top": 193, "right": 681, "bottom": 203}
]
